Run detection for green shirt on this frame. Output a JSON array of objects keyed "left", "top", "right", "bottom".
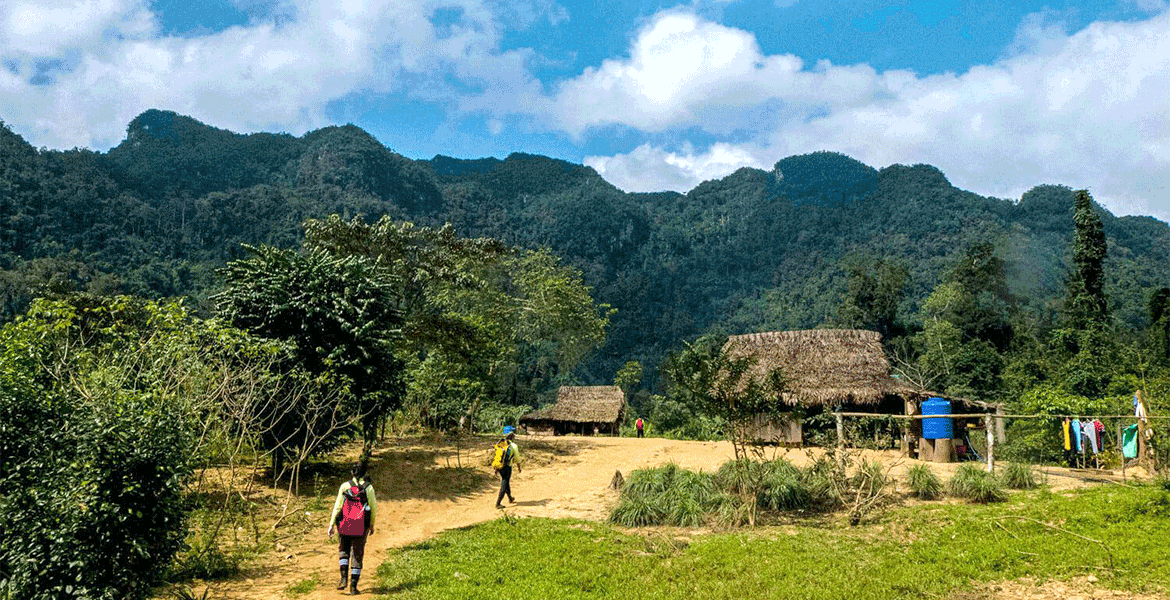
[
  {"left": 329, "top": 477, "right": 377, "bottom": 531},
  {"left": 505, "top": 441, "right": 521, "bottom": 469}
]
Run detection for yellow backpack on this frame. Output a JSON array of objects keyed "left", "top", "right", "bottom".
[{"left": 491, "top": 440, "right": 511, "bottom": 470}]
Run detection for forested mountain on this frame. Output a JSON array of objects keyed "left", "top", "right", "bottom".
[{"left": 2, "top": 109, "right": 1168, "bottom": 387}]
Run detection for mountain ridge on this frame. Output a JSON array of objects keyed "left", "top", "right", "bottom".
[{"left": 1, "top": 110, "right": 1167, "bottom": 383}]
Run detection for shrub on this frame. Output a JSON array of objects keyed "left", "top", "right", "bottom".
[
  {"left": 610, "top": 463, "right": 718, "bottom": 527},
  {"left": 1000, "top": 462, "right": 1039, "bottom": 490},
  {"left": 801, "top": 454, "right": 848, "bottom": 510},
  {"left": 0, "top": 387, "right": 191, "bottom": 600},
  {"left": 906, "top": 464, "right": 943, "bottom": 500},
  {"left": 948, "top": 464, "right": 1008, "bottom": 503}
]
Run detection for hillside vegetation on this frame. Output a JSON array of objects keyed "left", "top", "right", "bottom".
[{"left": 3, "top": 110, "right": 1167, "bottom": 389}]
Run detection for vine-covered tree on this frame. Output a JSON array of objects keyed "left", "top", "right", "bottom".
[
  {"left": 214, "top": 244, "right": 405, "bottom": 450},
  {"left": 1065, "top": 189, "right": 1109, "bottom": 329}
]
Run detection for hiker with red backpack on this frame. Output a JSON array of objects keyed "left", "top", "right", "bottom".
[
  {"left": 493, "top": 426, "right": 522, "bottom": 509},
  {"left": 327, "top": 462, "right": 377, "bottom": 595}
]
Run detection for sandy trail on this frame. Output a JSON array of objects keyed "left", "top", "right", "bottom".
[{"left": 191, "top": 435, "right": 1139, "bottom": 600}]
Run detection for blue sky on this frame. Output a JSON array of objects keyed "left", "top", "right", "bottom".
[{"left": 2, "top": 0, "right": 1170, "bottom": 221}]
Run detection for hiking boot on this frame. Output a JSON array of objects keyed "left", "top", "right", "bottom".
[
  {"left": 495, "top": 503, "right": 504, "bottom": 509},
  {"left": 349, "top": 575, "right": 360, "bottom": 595},
  {"left": 507, "top": 495, "right": 515, "bottom": 503},
  {"left": 338, "top": 567, "right": 348, "bottom": 590}
]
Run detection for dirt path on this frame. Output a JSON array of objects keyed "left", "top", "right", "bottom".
[{"left": 190, "top": 436, "right": 1145, "bottom": 600}]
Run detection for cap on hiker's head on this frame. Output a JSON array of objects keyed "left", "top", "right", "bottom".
[{"left": 502, "top": 425, "right": 515, "bottom": 436}]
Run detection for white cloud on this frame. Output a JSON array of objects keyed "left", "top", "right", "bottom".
[
  {"left": 550, "top": 10, "right": 1170, "bottom": 221},
  {"left": 585, "top": 142, "right": 766, "bottom": 192},
  {"left": 0, "top": 0, "right": 552, "bottom": 149}
]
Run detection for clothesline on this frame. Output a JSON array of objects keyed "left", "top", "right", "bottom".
[{"left": 834, "top": 412, "right": 1168, "bottom": 420}]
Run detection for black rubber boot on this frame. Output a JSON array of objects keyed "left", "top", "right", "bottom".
[
  {"left": 349, "top": 574, "right": 361, "bottom": 595},
  {"left": 338, "top": 566, "right": 348, "bottom": 590}
]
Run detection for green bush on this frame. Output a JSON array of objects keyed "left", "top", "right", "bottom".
[
  {"left": 905, "top": 464, "right": 943, "bottom": 500},
  {"left": 610, "top": 463, "right": 718, "bottom": 527},
  {"left": 0, "top": 388, "right": 190, "bottom": 600},
  {"left": 948, "top": 464, "right": 1008, "bottom": 503},
  {"left": 1000, "top": 462, "right": 1040, "bottom": 490},
  {"left": 0, "top": 298, "right": 193, "bottom": 600}
]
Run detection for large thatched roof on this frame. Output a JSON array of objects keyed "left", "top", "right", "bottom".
[
  {"left": 521, "top": 386, "right": 625, "bottom": 424},
  {"left": 723, "top": 329, "right": 927, "bottom": 407}
]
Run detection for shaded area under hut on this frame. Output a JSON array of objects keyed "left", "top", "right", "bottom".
[{"left": 520, "top": 385, "right": 626, "bottom": 436}]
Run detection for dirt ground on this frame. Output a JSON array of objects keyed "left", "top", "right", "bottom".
[{"left": 181, "top": 435, "right": 1162, "bottom": 600}]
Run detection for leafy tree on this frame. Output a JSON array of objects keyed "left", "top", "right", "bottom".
[
  {"left": 302, "top": 215, "right": 611, "bottom": 428},
  {"left": 1051, "top": 190, "right": 1114, "bottom": 397},
  {"left": 214, "top": 244, "right": 404, "bottom": 453},
  {"left": 1065, "top": 190, "right": 1109, "bottom": 329},
  {"left": 663, "top": 335, "right": 787, "bottom": 461},
  {"left": 910, "top": 242, "right": 1017, "bottom": 399},
  {"left": 834, "top": 257, "right": 908, "bottom": 341},
  {"left": 1149, "top": 287, "right": 1170, "bottom": 362}
]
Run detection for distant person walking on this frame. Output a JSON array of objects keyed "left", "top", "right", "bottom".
[
  {"left": 636, "top": 417, "right": 644, "bottom": 438},
  {"left": 493, "top": 426, "right": 522, "bottom": 509},
  {"left": 327, "top": 462, "right": 377, "bottom": 595}
]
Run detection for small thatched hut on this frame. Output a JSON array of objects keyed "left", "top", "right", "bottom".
[
  {"left": 520, "top": 386, "right": 626, "bottom": 436},
  {"left": 723, "top": 329, "right": 932, "bottom": 444}
]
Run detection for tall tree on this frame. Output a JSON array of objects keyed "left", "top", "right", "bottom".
[
  {"left": 1065, "top": 189, "right": 1109, "bottom": 329},
  {"left": 1149, "top": 287, "right": 1170, "bottom": 361},
  {"left": 834, "top": 258, "right": 908, "bottom": 341}
]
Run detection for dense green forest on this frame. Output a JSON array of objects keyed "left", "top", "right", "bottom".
[{"left": 2, "top": 109, "right": 1169, "bottom": 395}]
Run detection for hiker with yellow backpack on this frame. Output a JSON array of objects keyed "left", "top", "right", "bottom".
[{"left": 493, "top": 426, "right": 522, "bottom": 509}]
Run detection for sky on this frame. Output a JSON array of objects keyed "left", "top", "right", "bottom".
[{"left": 2, "top": 0, "right": 1170, "bottom": 221}]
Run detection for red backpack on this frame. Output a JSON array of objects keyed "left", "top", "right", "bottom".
[{"left": 337, "top": 479, "right": 370, "bottom": 536}]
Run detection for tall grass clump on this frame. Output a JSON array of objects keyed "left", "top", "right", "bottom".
[
  {"left": 905, "top": 464, "right": 943, "bottom": 500},
  {"left": 999, "top": 462, "right": 1039, "bottom": 490},
  {"left": 801, "top": 454, "right": 847, "bottom": 510},
  {"left": 714, "top": 458, "right": 811, "bottom": 514},
  {"left": 610, "top": 463, "right": 718, "bottom": 527},
  {"left": 759, "top": 459, "right": 810, "bottom": 510},
  {"left": 948, "top": 464, "right": 1008, "bottom": 503}
]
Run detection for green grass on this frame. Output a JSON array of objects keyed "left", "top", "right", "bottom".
[
  {"left": 376, "top": 484, "right": 1170, "bottom": 600},
  {"left": 948, "top": 463, "right": 1009, "bottom": 503},
  {"left": 1000, "top": 461, "right": 1040, "bottom": 490},
  {"left": 905, "top": 464, "right": 943, "bottom": 500},
  {"left": 283, "top": 574, "right": 320, "bottom": 598}
]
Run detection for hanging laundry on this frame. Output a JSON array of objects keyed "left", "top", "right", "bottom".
[
  {"left": 1071, "top": 418, "right": 1083, "bottom": 453},
  {"left": 1136, "top": 395, "right": 1152, "bottom": 440},
  {"left": 1082, "top": 419, "right": 1097, "bottom": 454},
  {"left": 1122, "top": 424, "right": 1139, "bottom": 459},
  {"left": 1093, "top": 419, "right": 1104, "bottom": 452}
]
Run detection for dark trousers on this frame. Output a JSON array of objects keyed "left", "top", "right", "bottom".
[
  {"left": 339, "top": 534, "right": 367, "bottom": 576},
  {"left": 496, "top": 465, "right": 513, "bottom": 505},
  {"left": 637, "top": 428, "right": 643, "bottom": 438}
]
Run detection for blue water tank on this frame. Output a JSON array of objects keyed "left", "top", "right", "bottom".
[{"left": 921, "top": 397, "right": 954, "bottom": 440}]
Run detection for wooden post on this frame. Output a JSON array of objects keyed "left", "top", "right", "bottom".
[
  {"left": 933, "top": 437, "right": 955, "bottom": 463},
  {"left": 1137, "top": 390, "right": 1149, "bottom": 466},
  {"left": 995, "top": 405, "right": 1006, "bottom": 444},
  {"left": 836, "top": 412, "right": 845, "bottom": 450},
  {"left": 984, "top": 414, "right": 995, "bottom": 473},
  {"left": 1119, "top": 420, "right": 1126, "bottom": 482}
]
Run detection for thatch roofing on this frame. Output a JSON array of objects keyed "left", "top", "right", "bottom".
[
  {"left": 723, "top": 329, "right": 928, "bottom": 407},
  {"left": 521, "top": 386, "right": 625, "bottom": 424}
]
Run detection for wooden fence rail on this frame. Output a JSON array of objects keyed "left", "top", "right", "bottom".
[{"left": 833, "top": 411, "right": 1159, "bottom": 475}]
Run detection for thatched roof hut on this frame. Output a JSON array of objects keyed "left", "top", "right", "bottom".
[
  {"left": 520, "top": 386, "right": 626, "bottom": 436},
  {"left": 723, "top": 329, "right": 928, "bottom": 408}
]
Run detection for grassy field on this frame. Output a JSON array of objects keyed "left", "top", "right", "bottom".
[{"left": 376, "top": 483, "right": 1170, "bottom": 600}]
